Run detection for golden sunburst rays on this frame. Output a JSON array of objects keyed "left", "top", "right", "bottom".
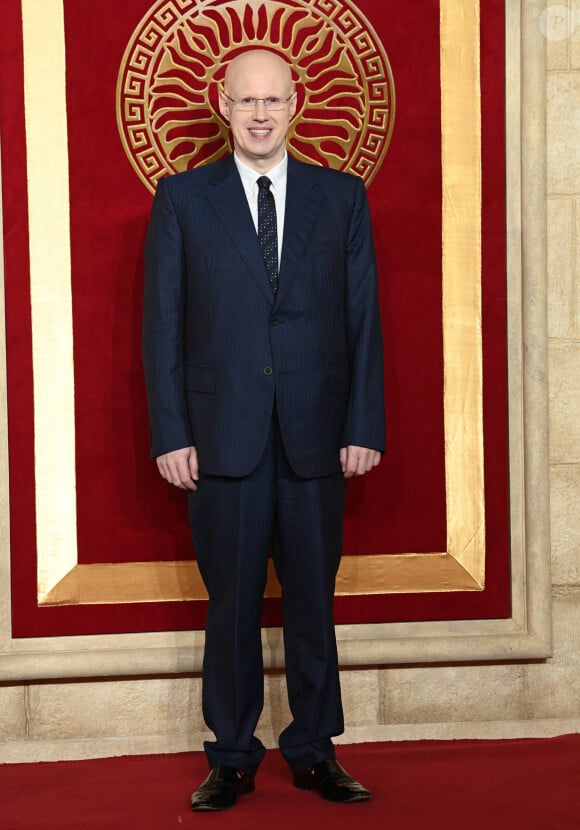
[
  {"left": 150, "top": 25, "right": 228, "bottom": 170},
  {"left": 289, "top": 31, "right": 364, "bottom": 168}
]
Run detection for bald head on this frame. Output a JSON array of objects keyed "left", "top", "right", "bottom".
[
  {"left": 224, "top": 50, "right": 293, "bottom": 97},
  {"left": 219, "top": 49, "right": 297, "bottom": 173}
]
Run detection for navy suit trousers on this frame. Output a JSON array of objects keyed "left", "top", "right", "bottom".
[{"left": 188, "top": 416, "right": 347, "bottom": 774}]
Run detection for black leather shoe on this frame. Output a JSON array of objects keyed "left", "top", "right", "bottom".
[
  {"left": 293, "top": 759, "right": 371, "bottom": 803},
  {"left": 190, "top": 765, "right": 255, "bottom": 811}
]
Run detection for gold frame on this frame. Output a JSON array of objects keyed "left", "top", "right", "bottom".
[{"left": 21, "top": 0, "right": 484, "bottom": 606}]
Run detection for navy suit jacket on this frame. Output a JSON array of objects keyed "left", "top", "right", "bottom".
[{"left": 143, "top": 154, "right": 385, "bottom": 479}]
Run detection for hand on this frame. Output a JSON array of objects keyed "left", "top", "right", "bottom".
[
  {"left": 156, "top": 446, "right": 199, "bottom": 491},
  {"left": 340, "top": 445, "right": 381, "bottom": 479}
]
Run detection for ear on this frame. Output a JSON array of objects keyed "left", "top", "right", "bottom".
[
  {"left": 289, "top": 90, "right": 298, "bottom": 119},
  {"left": 218, "top": 91, "right": 231, "bottom": 122}
]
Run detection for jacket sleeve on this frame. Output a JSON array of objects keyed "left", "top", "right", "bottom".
[
  {"left": 341, "top": 176, "right": 386, "bottom": 453},
  {"left": 142, "top": 178, "right": 193, "bottom": 459}
]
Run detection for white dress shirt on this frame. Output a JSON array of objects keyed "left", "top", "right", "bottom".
[{"left": 233, "top": 151, "right": 288, "bottom": 266}]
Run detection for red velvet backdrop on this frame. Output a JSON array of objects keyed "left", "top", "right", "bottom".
[{"left": 0, "top": 0, "right": 509, "bottom": 637}]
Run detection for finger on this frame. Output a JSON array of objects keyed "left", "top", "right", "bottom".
[
  {"left": 344, "top": 448, "right": 360, "bottom": 478},
  {"left": 173, "top": 456, "right": 197, "bottom": 491},
  {"left": 158, "top": 456, "right": 188, "bottom": 490},
  {"left": 166, "top": 459, "right": 187, "bottom": 489},
  {"left": 364, "top": 451, "right": 375, "bottom": 473},
  {"left": 156, "top": 449, "right": 197, "bottom": 490},
  {"left": 188, "top": 447, "right": 199, "bottom": 482},
  {"left": 355, "top": 450, "right": 369, "bottom": 476},
  {"left": 339, "top": 447, "right": 348, "bottom": 473},
  {"left": 359, "top": 450, "right": 380, "bottom": 476},
  {"left": 342, "top": 447, "right": 381, "bottom": 478},
  {"left": 156, "top": 457, "right": 172, "bottom": 483}
]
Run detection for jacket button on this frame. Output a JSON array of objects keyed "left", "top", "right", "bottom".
[
  {"left": 270, "top": 318, "right": 279, "bottom": 326},
  {"left": 264, "top": 366, "right": 273, "bottom": 376}
]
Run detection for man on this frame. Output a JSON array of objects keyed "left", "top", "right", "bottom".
[{"left": 143, "top": 49, "right": 385, "bottom": 811}]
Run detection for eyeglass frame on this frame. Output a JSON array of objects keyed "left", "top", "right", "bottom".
[{"left": 222, "top": 92, "right": 296, "bottom": 112}]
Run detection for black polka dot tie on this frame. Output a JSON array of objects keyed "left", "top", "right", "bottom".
[{"left": 257, "top": 176, "right": 279, "bottom": 294}]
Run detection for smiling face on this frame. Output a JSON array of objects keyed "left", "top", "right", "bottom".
[{"left": 219, "top": 50, "right": 297, "bottom": 173}]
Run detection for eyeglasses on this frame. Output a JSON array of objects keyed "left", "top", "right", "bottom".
[{"left": 223, "top": 93, "right": 295, "bottom": 111}]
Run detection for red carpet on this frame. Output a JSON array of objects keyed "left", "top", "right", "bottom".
[{"left": 1, "top": 736, "right": 579, "bottom": 829}]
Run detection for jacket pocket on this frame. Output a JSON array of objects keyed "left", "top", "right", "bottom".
[{"left": 184, "top": 363, "right": 217, "bottom": 394}]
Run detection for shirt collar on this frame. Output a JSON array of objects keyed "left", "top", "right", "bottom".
[{"left": 234, "top": 151, "right": 288, "bottom": 192}]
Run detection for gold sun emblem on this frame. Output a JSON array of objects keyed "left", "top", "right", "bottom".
[{"left": 117, "top": 0, "right": 395, "bottom": 192}]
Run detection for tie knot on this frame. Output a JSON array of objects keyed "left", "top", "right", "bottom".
[{"left": 257, "top": 176, "right": 272, "bottom": 190}]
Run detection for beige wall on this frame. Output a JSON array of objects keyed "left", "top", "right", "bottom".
[{"left": 1, "top": 2, "right": 579, "bottom": 763}]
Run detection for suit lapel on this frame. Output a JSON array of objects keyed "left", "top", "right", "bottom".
[
  {"left": 276, "top": 156, "right": 321, "bottom": 307},
  {"left": 204, "top": 155, "right": 321, "bottom": 307},
  {"left": 205, "top": 156, "right": 273, "bottom": 305}
]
